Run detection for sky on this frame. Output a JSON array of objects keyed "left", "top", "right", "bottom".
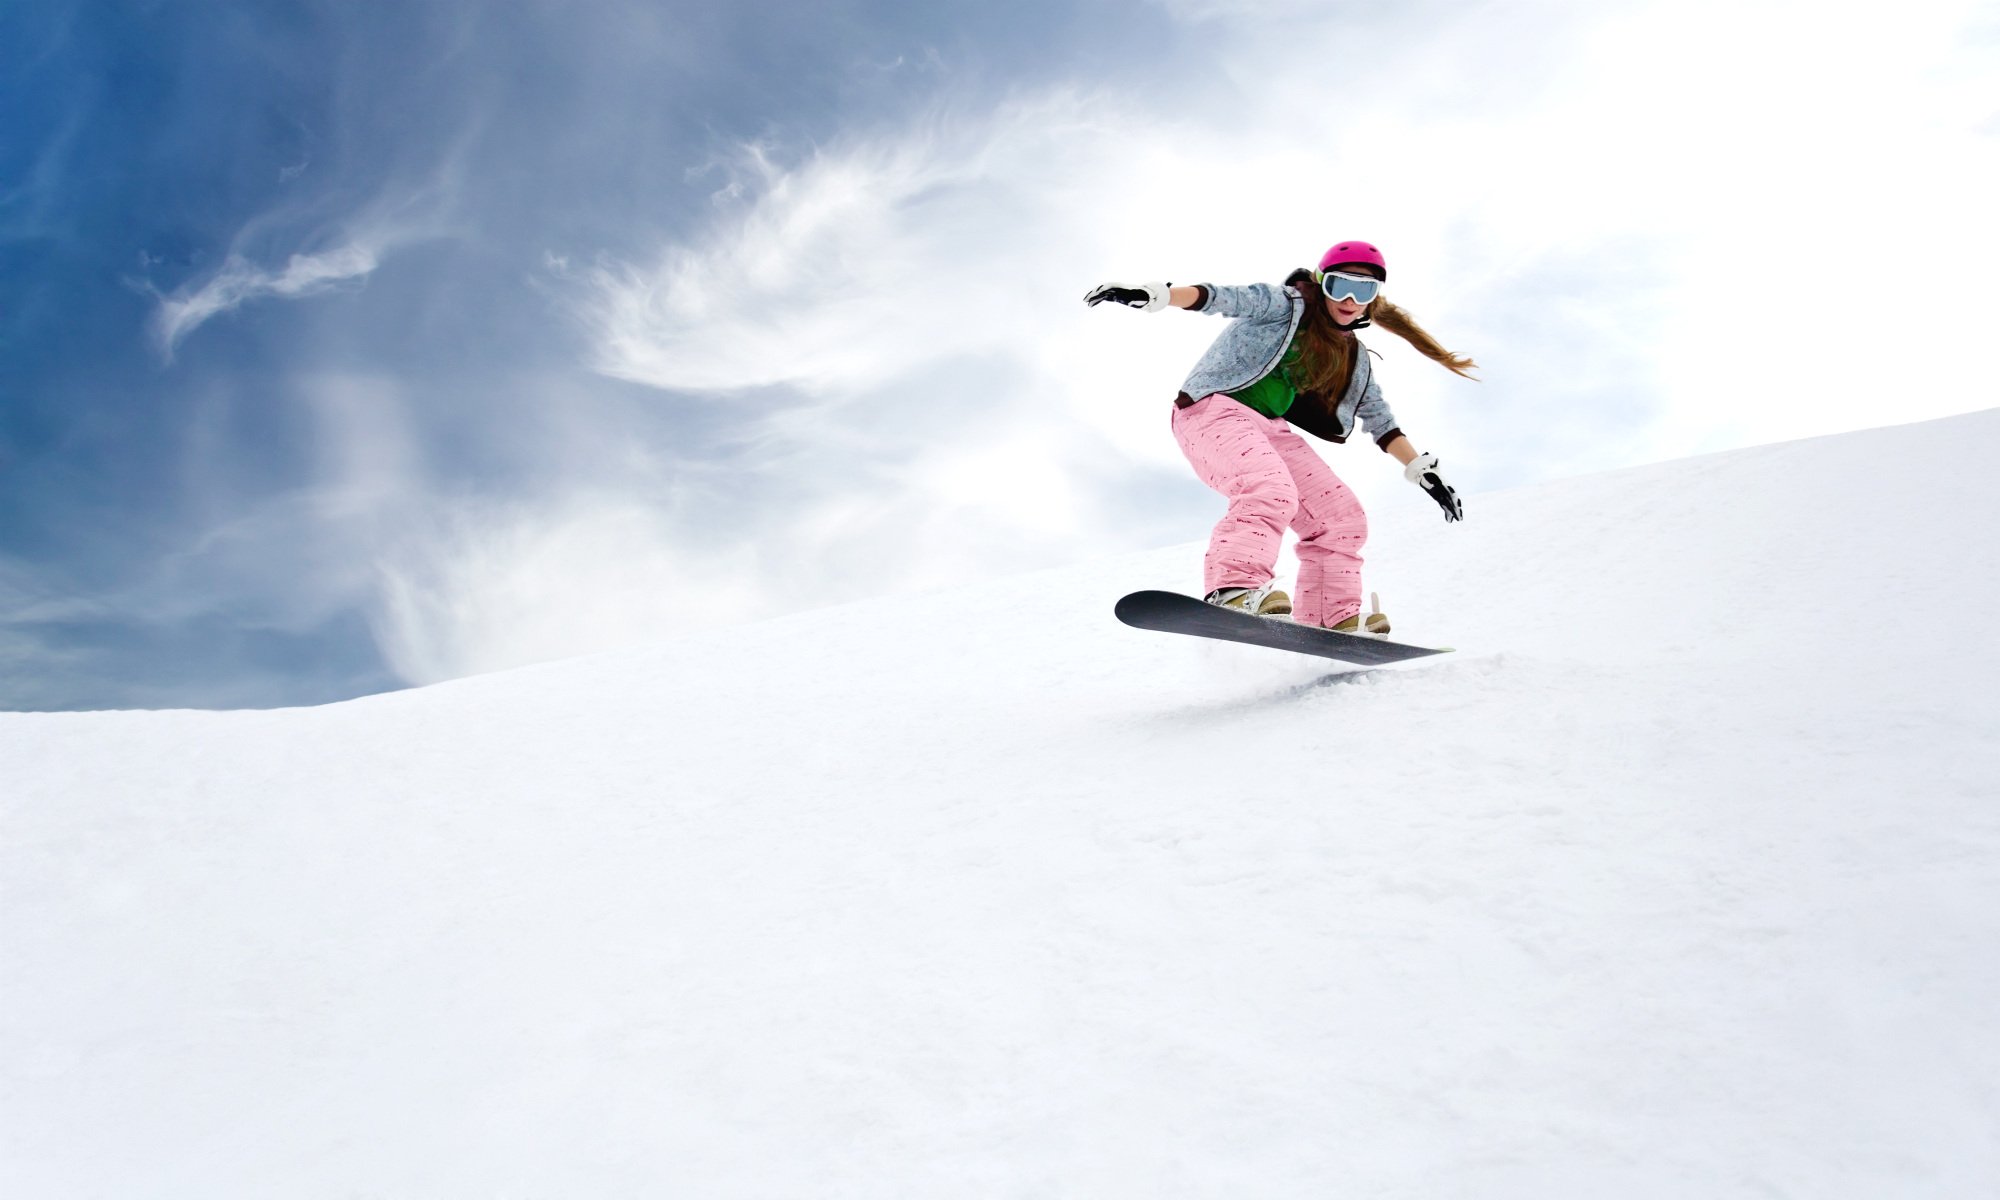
[{"left": 3, "top": 0, "right": 1997, "bottom": 710}]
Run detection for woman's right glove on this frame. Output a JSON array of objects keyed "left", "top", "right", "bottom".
[
  {"left": 1083, "top": 281, "right": 1172, "bottom": 312},
  {"left": 1404, "top": 451, "right": 1464, "bottom": 522}
]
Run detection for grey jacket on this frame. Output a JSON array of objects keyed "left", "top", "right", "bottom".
[{"left": 1177, "top": 282, "right": 1402, "bottom": 449}]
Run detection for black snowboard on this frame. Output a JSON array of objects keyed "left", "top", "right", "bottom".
[{"left": 1114, "top": 590, "right": 1452, "bottom": 666}]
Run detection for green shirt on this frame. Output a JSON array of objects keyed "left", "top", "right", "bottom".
[{"left": 1226, "top": 339, "right": 1302, "bottom": 418}]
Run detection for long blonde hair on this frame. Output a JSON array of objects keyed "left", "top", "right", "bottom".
[{"left": 1284, "top": 268, "right": 1478, "bottom": 395}]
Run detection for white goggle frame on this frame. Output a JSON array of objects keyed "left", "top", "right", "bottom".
[{"left": 1319, "top": 270, "right": 1382, "bottom": 305}]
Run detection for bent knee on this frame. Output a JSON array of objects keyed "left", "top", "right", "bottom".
[{"left": 1298, "top": 507, "right": 1368, "bottom": 548}]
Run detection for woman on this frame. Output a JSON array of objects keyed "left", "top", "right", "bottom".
[{"left": 1084, "top": 240, "right": 1474, "bottom": 634}]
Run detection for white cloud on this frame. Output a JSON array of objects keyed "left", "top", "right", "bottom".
[
  {"left": 67, "top": 373, "right": 433, "bottom": 649},
  {"left": 142, "top": 131, "right": 479, "bottom": 362},
  {"left": 150, "top": 242, "right": 382, "bottom": 358},
  {"left": 577, "top": 0, "right": 1997, "bottom": 477},
  {"left": 576, "top": 93, "right": 1165, "bottom": 397},
  {"left": 370, "top": 495, "right": 767, "bottom": 684}
]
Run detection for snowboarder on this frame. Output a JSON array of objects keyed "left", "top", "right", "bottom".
[{"left": 1085, "top": 241, "right": 1475, "bottom": 633}]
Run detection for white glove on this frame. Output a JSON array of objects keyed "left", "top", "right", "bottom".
[
  {"left": 1083, "top": 281, "right": 1173, "bottom": 313},
  {"left": 1403, "top": 451, "right": 1464, "bottom": 522}
]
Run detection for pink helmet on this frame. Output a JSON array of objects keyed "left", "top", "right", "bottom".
[{"left": 1317, "top": 240, "right": 1387, "bottom": 281}]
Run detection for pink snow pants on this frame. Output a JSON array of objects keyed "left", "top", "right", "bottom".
[{"left": 1171, "top": 394, "right": 1368, "bottom": 629}]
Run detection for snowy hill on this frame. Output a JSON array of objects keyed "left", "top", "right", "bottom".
[{"left": 6, "top": 410, "right": 2000, "bottom": 1198}]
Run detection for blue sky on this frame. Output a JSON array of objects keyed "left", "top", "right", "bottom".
[{"left": 4, "top": 0, "right": 1996, "bottom": 709}]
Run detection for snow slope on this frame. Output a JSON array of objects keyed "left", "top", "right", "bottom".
[{"left": 6, "top": 410, "right": 1999, "bottom": 1198}]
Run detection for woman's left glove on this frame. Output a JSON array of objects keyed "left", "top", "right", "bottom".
[
  {"left": 1084, "top": 281, "right": 1172, "bottom": 312},
  {"left": 1404, "top": 451, "right": 1464, "bottom": 522}
]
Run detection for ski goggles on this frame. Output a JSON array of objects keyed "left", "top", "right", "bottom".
[{"left": 1319, "top": 270, "right": 1383, "bottom": 305}]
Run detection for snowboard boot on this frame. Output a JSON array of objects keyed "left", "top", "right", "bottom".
[
  {"left": 1328, "top": 592, "right": 1391, "bottom": 636},
  {"left": 1205, "top": 586, "right": 1292, "bottom": 618}
]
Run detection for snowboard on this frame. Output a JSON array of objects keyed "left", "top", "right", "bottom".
[{"left": 1114, "top": 590, "right": 1452, "bottom": 666}]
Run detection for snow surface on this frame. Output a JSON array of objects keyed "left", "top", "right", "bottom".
[{"left": 6, "top": 410, "right": 2000, "bottom": 1198}]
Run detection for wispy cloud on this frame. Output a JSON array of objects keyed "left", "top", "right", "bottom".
[
  {"left": 149, "top": 242, "right": 382, "bottom": 358},
  {"left": 369, "top": 493, "right": 769, "bottom": 684},
  {"left": 573, "top": 93, "right": 1161, "bottom": 396},
  {"left": 139, "top": 128, "right": 477, "bottom": 363}
]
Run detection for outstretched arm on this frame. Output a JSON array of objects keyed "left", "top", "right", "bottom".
[
  {"left": 1084, "top": 281, "right": 1290, "bottom": 319},
  {"left": 1082, "top": 282, "right": 1215, "bottom": 311}
]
